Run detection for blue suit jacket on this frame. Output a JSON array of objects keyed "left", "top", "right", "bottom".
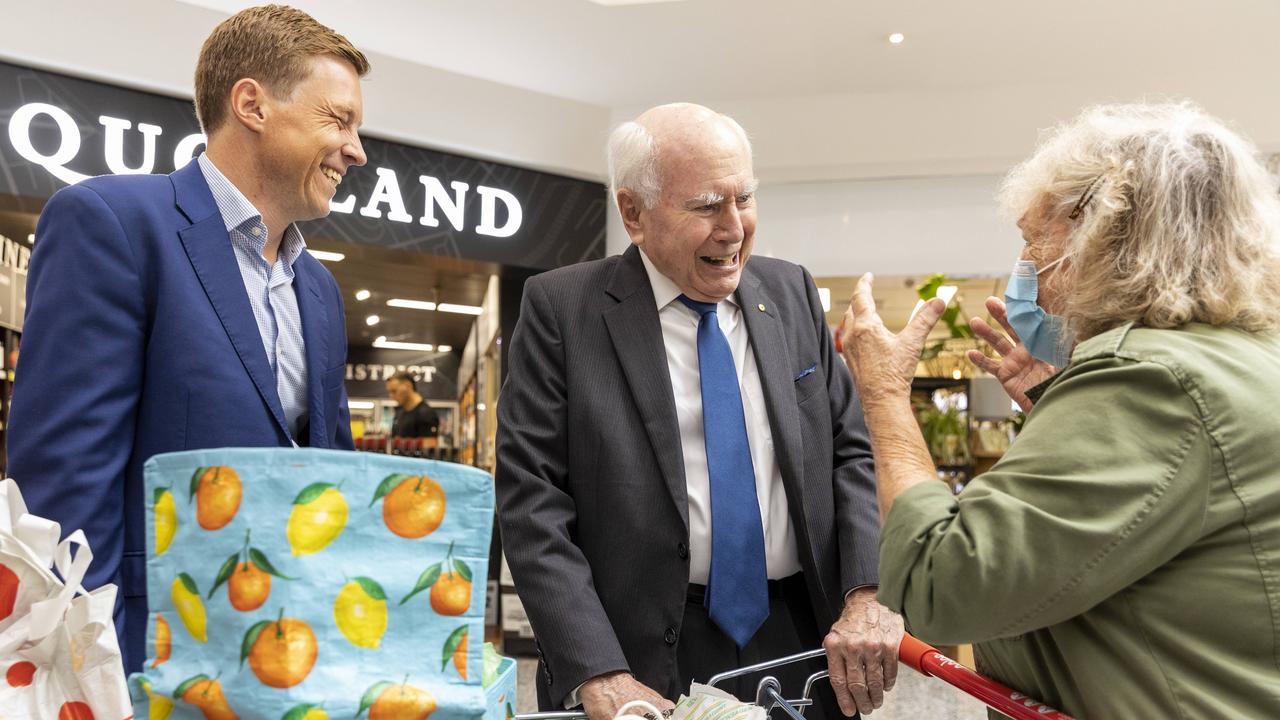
[{"left": 7, "top": 161, "right": 354, "bottom": 672}]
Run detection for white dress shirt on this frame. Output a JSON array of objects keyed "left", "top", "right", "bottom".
[
  {"left": 197, "top": 154, "right": 309, "bottom": 441},
  {"left": 639, "top": 250, "right": 801, "bottom": 583}
]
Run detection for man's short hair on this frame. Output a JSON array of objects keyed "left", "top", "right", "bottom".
[
  {"left": 194, "top": 4, "right": 370, "bottom": 134},
  {"left": 387, "top": 371, "right": 417, "bottom": 393}
]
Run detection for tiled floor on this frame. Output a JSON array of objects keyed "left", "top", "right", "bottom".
[{"left": 514, "top": 658, "right": 987, "bottom": 719}]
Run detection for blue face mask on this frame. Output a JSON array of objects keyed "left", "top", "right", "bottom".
[{"left": 1004, "top": 257, "right": 1072, "bottom": 368}]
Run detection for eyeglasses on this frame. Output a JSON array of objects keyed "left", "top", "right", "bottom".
[{"left": 1068, "top": 175, "right": 1104, "bottom": 220}]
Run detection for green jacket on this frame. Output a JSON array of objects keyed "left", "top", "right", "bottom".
[{"left": 879, "top": 323, "right": 1280, "bottom": 717}]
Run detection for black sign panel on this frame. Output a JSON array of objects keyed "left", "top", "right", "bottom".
[
  {"left": 0, "top": 60, "right": 606, "bottom": 270},
  {"left": 345, "top": 346, "right": 459, "bottom": 402}
]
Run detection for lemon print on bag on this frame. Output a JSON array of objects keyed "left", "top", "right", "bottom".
[
  {"left": 370, "top": 473, "right": 445, "bottom": 539},
  {"left": 174, "top": 674, "right": 238, "bottom": 720},
  {"left": 208, "top": 530, "right": 295, "bottom": 611},
  {"left": 282, "top": 704, "right": 330, "bottom": 720},
  {"left": 154, "top": 487, "right": 177, "bottom": 555},
  {"left": 401, "top": 542, "right": 472, "bottom": 616},
  {"left": 138, "top": 676, "right": 175, "bottom": 720},
  {"left": 334, "top": 577, "right": 388, "bottom": 649},
  {"left": 189, "top": 466, "right": 242, "bottom": 531},
  {"left": 287, "top": 482, "right": 349, "bottom": 556},
  {"left": 172, "top": 573, "right": 207, "bottom": 642},
  {"left": 357, "top": 677, "right": 436, "bottom": 720}
]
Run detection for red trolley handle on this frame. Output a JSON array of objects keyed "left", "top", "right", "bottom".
[{"left": 899, "top": 634, "right": 1076, "bottom": 720}]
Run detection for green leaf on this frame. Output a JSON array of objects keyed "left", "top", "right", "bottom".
[
  {"left": 293, "top": 482, "right": 335, "bottom": 506},
  {"left": 353, "top": 576, "right": 387, "bottom": 601},
  {"left": 207, "top": 552, "right": 240, "bottom": 598},
  {"left": 370, "top": 473, "right": 412, "bottom": 507},
  {"left": 506, "top": 701, "right": 514, "bottom": 719},
  {"left": 188, "top": 468, "right": 207, "bottom": 504},
  {"left": 916, "top": 273, "right": 947, "bottom": 302},
  {"left": 441, "top": 624, "right": 468, "bottom": 672},
  {"left": 400, "top": 562, "right": 441, "bottom": 605},
  {"left": 453, "top": 559, "right": 473, "bottom": 583},
  {"left": 358, "top": 681, "right": 394, "bottom": 718},
  {"left": 153, "top": 487, "right": 170, "bottom": 505},
  {"left": 249, "top": 548, "right": 296, "bottom": 580},
  {"left": 173, "top": 674, "right": 209, "bottom": 701},
  {"left": 282, "top": 704, "right": 318, "bottom": 720},
  {"left": 177, "top": 572, "right": 199, "bottom": 596},
  {"left": 240, "top": 620, "right": 270, "bottom": 667}
]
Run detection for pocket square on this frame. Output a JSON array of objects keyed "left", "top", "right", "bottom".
[{"left": 794, "top": 364, "right": 818, "bottom": 381}]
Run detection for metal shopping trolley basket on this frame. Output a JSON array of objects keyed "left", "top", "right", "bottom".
[{"left": 516, "top": 633, "right": 1075, "bottom": 720}]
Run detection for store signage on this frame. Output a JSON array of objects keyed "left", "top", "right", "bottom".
[
  {"left": 8, "top": 102, "right": 522, "bottom": 238},
  {"left": 0, "top": 60, "right": 604, "bottom": 270},
  {"left": 347, "top": 362, "right": 437, "bottom": 384},
  {"left": 0, "top": 234, "right": 30, "bottom": 332}
]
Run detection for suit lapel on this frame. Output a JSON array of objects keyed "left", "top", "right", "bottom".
[
  {"left": 172, "top": 162, "right": 291, "bottom": 440},
  {"left": 736, "top": 270, "right": 811, "bottom": 546},
  {"left": 292, "top": 258, "right": 329, "bottom": 447},
  {"left": 602, "top": 247, "right": 689, "bottom": 530}
]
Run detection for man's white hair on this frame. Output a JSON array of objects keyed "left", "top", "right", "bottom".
[{"left": 607, "top": 110, "right": 753, "bottom": 210}]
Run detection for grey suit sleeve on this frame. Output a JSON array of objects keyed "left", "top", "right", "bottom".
[
  {"left": 804, "top": 268, "right": 880, "bottom": 592},
  {"left": 495, "top": 279, "right": 630, "bottom": 706}
]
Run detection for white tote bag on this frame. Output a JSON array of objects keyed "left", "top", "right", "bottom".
[{"left": 0, "top": 478, "right": 131, "bottom": 720}]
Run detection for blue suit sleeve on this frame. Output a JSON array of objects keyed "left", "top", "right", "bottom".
[
  {"left": 330, "top": 273, "right": 353, "bottom": 450},
  {"left": 7, "top": 183, "right": 145, "bottom": 598}
]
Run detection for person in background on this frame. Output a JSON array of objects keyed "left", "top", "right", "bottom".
[
  {"left": 497, "top": 103, "right": 900, "bottom": 720},
  {"left": 7, "top": 4, "right": 367, "bottom": 672},
  {"left": 386, "top": 370, "right": 440, "bottom": 440},
  {"left": 840, "top": 102, "right": 1280, "bottom": 717}
]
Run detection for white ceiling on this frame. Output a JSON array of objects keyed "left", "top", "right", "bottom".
[{"left": 182, "top": 0, "right": 1279, "bottom": 109}]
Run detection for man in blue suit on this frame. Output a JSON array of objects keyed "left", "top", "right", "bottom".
[{"left": 7, "top": 5, "right": 367, "bottom": 672}]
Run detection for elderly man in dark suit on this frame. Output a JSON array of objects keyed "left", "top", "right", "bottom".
[{"left": 496, "top": 103, "right": 901, "bottom": 719}]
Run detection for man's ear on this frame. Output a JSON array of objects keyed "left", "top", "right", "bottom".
[
  {"left": 227, "top": 77, "right": 268, "bottom": 134},
  {"left": 616, "top": 189, "right": 646, "bottom": 246}
]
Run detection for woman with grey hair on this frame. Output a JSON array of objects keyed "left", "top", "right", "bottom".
[{"left": 839, "top": 102, "right": 1280, "bottom": 716}]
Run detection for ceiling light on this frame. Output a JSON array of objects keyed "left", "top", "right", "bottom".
[
  {"left": 373, "top": 338, "right": 436, "bottom": 352},
  {"left": 387, "top": 298, "right": 438, "bottom": 311},
  {"left": 436, "top": 345, "right": 453, "bottom": 353},
  {"left": 307, "top": 249, "right": 345, "bottom": 262},
  {"left": 437, "top": 303, "right": 484, "bottom": 316},
  {"left": 355, "top": 289, "right": 371, "bottom": 301},
  {"left": 477, "top": 403, "right": 487, "bottom": 411},
  {"left": 888, "top": 32, "right": 905, "bottom": 44},
  {"left": 365, "top": 315, "right": 380, "bottom": 326},
  {"left": 587, "top": 0, "right": 687, "bottom": 5},
  {"left": 818, "top": 287, "right": 832, "bottom": 313},
  {"left": 26, "top": 234, "right": 35, "bottom": 244},
  {"left": 348, "top": 400, "right": 375, "bottom": 410}
]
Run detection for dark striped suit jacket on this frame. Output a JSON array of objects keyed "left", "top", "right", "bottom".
[{"left": 495, "top": 245, "right": 878, "bottom": 708}]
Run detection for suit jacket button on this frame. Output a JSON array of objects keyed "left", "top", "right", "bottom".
[
  {"left": 664, "top": 627, "right": 678, "bottom": 645},
  {"left": 677, "top": 542, "right": 688, "bottom": 560}
]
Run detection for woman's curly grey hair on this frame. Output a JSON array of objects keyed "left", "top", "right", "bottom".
[{"left": 999, "top": 101, "right": 1280, "bottom": 341}]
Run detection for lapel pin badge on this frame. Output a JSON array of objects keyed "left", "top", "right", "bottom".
[{"left": 757, "top": 303, "right": 766, "bottom": 312}]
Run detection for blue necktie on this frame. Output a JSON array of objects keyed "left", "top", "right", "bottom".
[{"left": 677, "top": 295, "right": 769, "bottom": 647}]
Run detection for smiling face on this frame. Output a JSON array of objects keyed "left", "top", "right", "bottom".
[
  {"left": 259, "top": 54, "right": 367, "bottom": 225},
  {"left": 619, "top": 109, "right": 758, "bottom": 303}
]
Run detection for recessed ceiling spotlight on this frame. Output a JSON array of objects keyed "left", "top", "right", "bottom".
[
  {"left": 437, "top": 345, "right": 453, "bottom": 353},
  {"left": 888, "top": 32, "right": 905, "bottom": 44},
  {"left": 355, "top": 289, "right": 371, "bottom": 301},
  {"left": 365, "top": 314, "right": 380, "bottom": 326}
]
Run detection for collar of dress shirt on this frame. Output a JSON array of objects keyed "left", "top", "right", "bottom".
[
  {"left": 197, "top": 153, "right": 308, "bottom": 268},
  {"left": 637, "top": 246, "right": 740, "bottom": 313}
]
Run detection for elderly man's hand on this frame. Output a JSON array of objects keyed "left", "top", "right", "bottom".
[
  {"left": 580, "top": 672, "right": 674, "bottom": 720},
  {"left": 838, "top": 273, "right": 946, "bottom": 403},
  {"left": 966, "top": 297, "right": 1057, "bottom": 412},
  {"left": 823, "top": 588, "right": 905, "bottom": 717}
]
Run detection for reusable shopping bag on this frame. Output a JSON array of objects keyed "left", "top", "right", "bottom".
[
  {"left": 129, "top": 448, "right": 494, "bottom": 719},
  {"left": 0, "top": 478, "right": 132, "bottom": 719}
]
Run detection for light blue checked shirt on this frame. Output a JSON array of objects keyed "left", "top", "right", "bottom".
[{"left": 197, "top": 153, "right": 309, "bottom": 441}]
